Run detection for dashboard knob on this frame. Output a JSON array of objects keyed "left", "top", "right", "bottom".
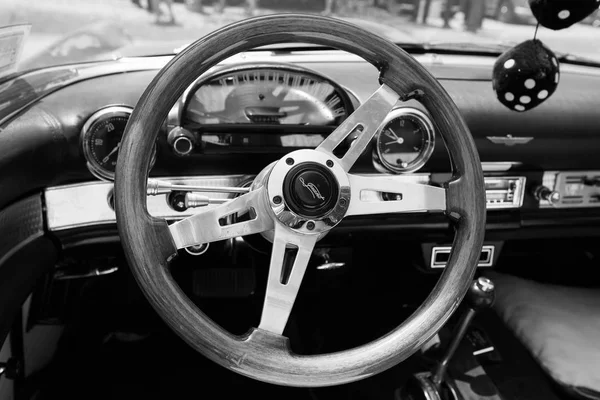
[
  {"left": 534, "top": 185, "right": 560, "bottom": 205},
  {"left": 168, "top": 127, "right": 194, "bottom": 156},
  {"left": 167, "top": 191, "right": 188, "bottom": 212}
]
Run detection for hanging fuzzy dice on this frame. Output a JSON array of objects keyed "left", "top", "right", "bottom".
[
  {"left": 492, "top": 39, "right": 559, "bottom": 112},
  {"left": 529, "top": 0, "right": 600, "bottom": 30}
]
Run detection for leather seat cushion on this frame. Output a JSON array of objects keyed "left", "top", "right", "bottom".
[{"left": 487, "top": 271, "right": 600, "bottom": 399}]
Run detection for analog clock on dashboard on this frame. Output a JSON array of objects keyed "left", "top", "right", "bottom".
[{"left": 373, "top": 107, "right": 435, "bottom": 173}]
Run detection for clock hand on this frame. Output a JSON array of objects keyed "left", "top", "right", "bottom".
[
  {"left": 385, "top": 128, "right": 399, "bottom": 140},
  {"left": 384, "top": 138, "right": 405, "bottom": 146}
]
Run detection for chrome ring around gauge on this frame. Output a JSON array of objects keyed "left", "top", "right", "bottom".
[
  {"left": 81, "top": 105, "right": 156, "bottom": 181},
  {"left": 373, "top": 107, "right": 435, "bottom": 174}
]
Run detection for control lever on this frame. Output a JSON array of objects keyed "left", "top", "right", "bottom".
[
  {"left": 184, "top": 193, "right": 228, "bottom": 208},
  {"left": 167, "top": 191, "right": 229, "bottom": 212},
  {"left": 398, "top": 277, "right": 495, "bottom": 400},
  {"left": 431, "top": 276, "right": 495, "bottom": 389},
  {"left": 147, "top": 179, "right": 250, "bottom": 196}
]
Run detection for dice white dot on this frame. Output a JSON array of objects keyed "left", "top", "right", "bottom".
[
  {"left": 538, "top": 90, "right": 549, "bottom": 99},
  {"left": 505, "top": 92, "right": 515, "bottom": 101},
  {"left": 524, "top": 79, "right": 536, "bottom": 89},
  {"left": 558, "top": 10, "right": 570, "bottom": 19},
  {"left": 504, "top": 59, "right": 515, "bottom": 69}
]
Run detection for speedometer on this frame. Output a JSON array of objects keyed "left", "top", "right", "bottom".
[
  {"left": 183, "top": 64, "right": 353, "bottom": 126},
  {"left": 374, "top": 108, "right": 435, "bottom": 173}
]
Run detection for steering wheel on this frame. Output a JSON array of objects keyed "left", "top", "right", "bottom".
[{"left": 115, "top": 14, "right": 485, "bottom": 387}]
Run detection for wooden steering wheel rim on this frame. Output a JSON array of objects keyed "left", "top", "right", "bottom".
[{"left": 115, "top": 14, "right": 486, "bottom": 387}]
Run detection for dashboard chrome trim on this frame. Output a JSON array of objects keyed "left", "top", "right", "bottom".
[
  {"left": 486, "top": 135, "right": 533, "bottom": 146},
  {"left": 481, "top": 162, "right": 521, "bottom": 172},
  {"left": 431, "top": 245, "right": 494, "bottom": 269},
  {"left": 45, "top": 174, "right": 431, "bottom": 232},
  {"left": 44, "top": 175, "right": 252, "bottom": 231},
  {"left": 45, "top": 172, "right": 526, "bottom": 232}
]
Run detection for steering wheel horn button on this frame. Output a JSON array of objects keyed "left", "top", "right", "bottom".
[
  {"left": 297, "top": 174, "right": 327, "bottom": 205},
  {"left": 266, "top": 149, "right": 351, "bottom": 234},
  {"left": 284, "top": 163, "right": 338, "bottom": 217}
]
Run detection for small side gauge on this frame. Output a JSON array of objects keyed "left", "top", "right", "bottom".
[
  {"left": 373, "top": 107, "right": 435, "bottom": 174},
  {"left": 81, "top": 106, "right": 156, "bottom": 180}
]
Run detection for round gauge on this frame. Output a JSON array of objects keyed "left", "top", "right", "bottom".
[
  {"left": 374, "top": 108, "right": 435, "bottom": 173},
  {"left": 81, "top": 106, "right": 156, "bottom": 180}
]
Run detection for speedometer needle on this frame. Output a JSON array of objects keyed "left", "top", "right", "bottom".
[{"left": 102, "top": 142, "right": 121, "bottom": 164}]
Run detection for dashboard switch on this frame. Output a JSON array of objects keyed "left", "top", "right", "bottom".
[
  {"left": 534, "top": 185, "right": 560, "bottom": 205},
  {"left": 168, "top": 127, "right": 194, "bottom": 156}
]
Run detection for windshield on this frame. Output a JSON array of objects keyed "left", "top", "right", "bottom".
[{"left": 2, "top": 0, "right": 600, "bottom": 73}]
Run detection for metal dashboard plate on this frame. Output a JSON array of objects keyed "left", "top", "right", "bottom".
[{"left": 44, "top": 176, "right": 251, "bottom": 231}]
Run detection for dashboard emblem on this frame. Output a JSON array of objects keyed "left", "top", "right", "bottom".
[
  {"left": 486, "top": 135, "right": 533, "bottom": 146},
  {"left": 299, "top": 177, "right": 325, "bottom": 201}
]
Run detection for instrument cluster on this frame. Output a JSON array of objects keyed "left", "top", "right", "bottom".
[{"left": 79, "top": 64, "right": 437, "bottom": 180}]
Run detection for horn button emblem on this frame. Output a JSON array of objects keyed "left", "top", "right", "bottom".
[
  {"left": 299, "top": 177, "right": 325, "bottom": 201},
  {"left": 283, "top": 163, "right": 339, "bottom": 218}
]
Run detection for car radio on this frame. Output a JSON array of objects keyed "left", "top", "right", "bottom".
[
  {"left": 484, "top": 176, "right": 526, "bottom": 209},
  {"left": 538, "top": 171, "right": 600, "bottom": 208}
]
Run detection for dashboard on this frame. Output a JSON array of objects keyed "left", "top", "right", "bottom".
[
  {"left": 3, "top": 47, "right": 600, "bottom": 268},
  {"left": 3, "top": 38, "right": 600, "bottom": 383}
]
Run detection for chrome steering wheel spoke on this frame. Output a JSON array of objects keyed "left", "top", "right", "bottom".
[
  {"left": 258, "top": 223, "right": 318, "bottom": 335},
  {"left": 168, "top": 187, "right": 273, "bottom": 249},
  {"left": 316, "top": 84, "right": 400, "bottom": 172}
]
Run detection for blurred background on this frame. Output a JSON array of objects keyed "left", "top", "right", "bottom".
[{"left": 1, "top": 0, "right": 599, "bottom": 72}]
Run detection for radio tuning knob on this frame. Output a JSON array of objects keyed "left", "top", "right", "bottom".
[
  {"left": 168, "top": 127, "right": 194, "bottom": 156},
  {"left": 534, "top": 185, "right": 560, "bottom": 205}
]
